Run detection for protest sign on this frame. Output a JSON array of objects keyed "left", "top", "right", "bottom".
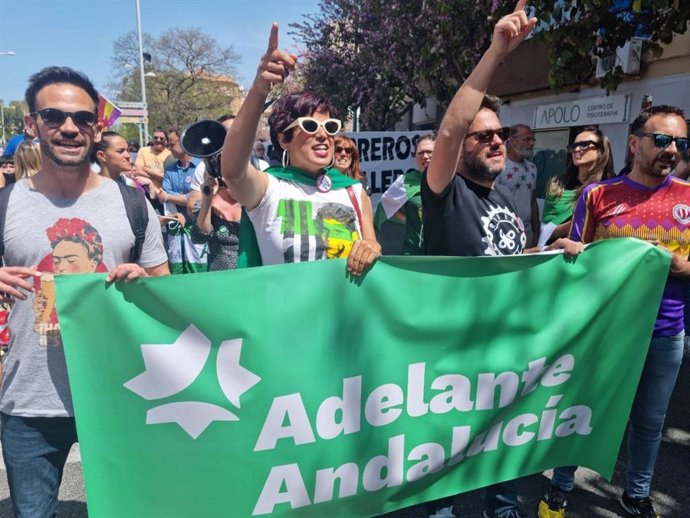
[{"left": 345, "top": 131, "right": 431, "bottom": 204}]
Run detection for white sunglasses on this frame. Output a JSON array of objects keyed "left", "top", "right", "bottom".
[{"left": 284, "top": 117, "right": 341, "bottom": 136}]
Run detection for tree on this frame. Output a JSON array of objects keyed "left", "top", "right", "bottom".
[
  {"left": 529, "top": 0, "right": 690, "bottom": 92},
  {"left": 1, "top": 100, "right": 28, "bottom": 141},
  {"left": 293, "top": 1, "right": 459, "bottom": 130},
  {"left": 110, "top": 27, "right": 242, "bottom": 132},
  {"left": 292, "top": 0, "right": 690, "bottom": 129}
]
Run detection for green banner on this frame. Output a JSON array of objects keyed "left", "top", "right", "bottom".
[{"left": 55, "top": 239, "right": 669, "bottom": 517}]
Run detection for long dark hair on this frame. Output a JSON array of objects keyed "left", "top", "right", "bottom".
[{"left": 548, "top": 126, "right": 614, "bottom": 198}]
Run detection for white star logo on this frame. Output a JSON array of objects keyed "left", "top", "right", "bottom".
[{"left": 124, "top": 325, "right": 261, "bottom": 439}]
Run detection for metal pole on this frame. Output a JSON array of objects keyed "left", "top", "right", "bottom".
[
  {"left": 0, "top": 51, "right": 17, "bottom": 145},
  {"left": 1, "top": 100, "right": 5, "bottom": 145},
  {"left": 135, "top": 0, "right": 149, "bottom": 145}
]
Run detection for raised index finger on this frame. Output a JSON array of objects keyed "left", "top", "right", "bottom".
[
  {"left": 267, "top": 23, "right": 279, "bottom": 53},
  {"left": 514, "top": 0, "right": 527, "bottom": 12}
]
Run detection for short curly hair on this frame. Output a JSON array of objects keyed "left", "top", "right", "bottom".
[{"left": 268, "top": 92, "right": 337, "bottom": 151}]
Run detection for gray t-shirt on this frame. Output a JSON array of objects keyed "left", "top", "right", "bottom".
[{"left": 0, "top": 178, "right": 167, "bottom": 417}]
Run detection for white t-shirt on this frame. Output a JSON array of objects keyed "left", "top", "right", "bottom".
[{"left": 248, "top": 175, "right": 363, "bottom": 265}]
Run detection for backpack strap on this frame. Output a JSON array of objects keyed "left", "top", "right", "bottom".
[
  {"left": 116, "top": 182, "right": 149, "bottom": 264},
  {"left": 0, "top": 183, "right": 17, "bottom": 261}
]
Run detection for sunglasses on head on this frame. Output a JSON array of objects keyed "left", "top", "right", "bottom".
[
  {"left": 566, "top": 140, "right": 602, "bottom": 153},
  {"left": 335, "top": 146, "right": 354, "bottom": 155},
  {"left": 285, "top": 117, "right": 341, "bottom": 136},
  {"left": 31, "top": 108, "right": 97, "bottom": 129},
  {"left": 636, "top": 132, "right": 689, "bottom": 153},
  {"left": 466, "top": 128, "right": 510, "bottom": 144}
]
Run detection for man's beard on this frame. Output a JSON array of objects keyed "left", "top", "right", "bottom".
[
  {"left": 41, "top": 140, "right": 92, "bottom": 168},
  {"left": 520, "top": 148, "right": 534, "bottom": 159},
  {"left": 463, "top": 153, "right": 503, "bottom": 183}
]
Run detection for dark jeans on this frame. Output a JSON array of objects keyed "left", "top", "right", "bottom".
[
  {"left": 0, "top": 413, "right": 77, "bottom": 518},
  {"left": 550, "top": 333, "right": 684, "bottom": 498},
  {"left": 425, "top": 479, "right": 521, "bottom": 517}
]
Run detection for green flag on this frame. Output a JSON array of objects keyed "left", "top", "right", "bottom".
[
  {"left": 374, "top": 169, "right": 422, "bottom": 231},
  {"left": 55, "top": 239, "right": 668, "bottom": 517}
]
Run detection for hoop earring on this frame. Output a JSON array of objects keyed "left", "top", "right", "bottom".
[
  {"left": 328, "top": 155, "right": 335, "bottom": 169},
  {"left": 282, "top": 150, "right": 290, "bottom": 169}
]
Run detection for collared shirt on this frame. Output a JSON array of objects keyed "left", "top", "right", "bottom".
[{"left": 163, "top": 159, "right": 198, "bottom": 220}]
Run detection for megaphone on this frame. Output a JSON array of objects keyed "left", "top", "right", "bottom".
[{"left": 181, "top": 120, "right": 226, "bottom": 180}]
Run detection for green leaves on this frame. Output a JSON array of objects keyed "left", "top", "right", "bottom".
[
  {"left": 293, "top": 0, "right": 690, "bottom": 123},
  {"left": 109, "top": 27, "right": 241, "bottom": 131}
]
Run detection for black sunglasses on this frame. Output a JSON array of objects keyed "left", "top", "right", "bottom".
[
  {"left": 636, "top": 132, "right": 689, "bottom": 154},
  {"left": 566, "top": 140, "right": 602, "bottom": 153},
  {"left": 31, "top": 108, "right": 97, "bottom": 129},
  {"left": 335, "top": 146, "right": 354, "bottom": 155},
  {"left": 466, "top": 128, "right": 510, "bottom": 144}
]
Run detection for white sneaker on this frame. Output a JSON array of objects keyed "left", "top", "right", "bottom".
[{"left": 429, "top": 506, "right": 456, "bottom": 518}]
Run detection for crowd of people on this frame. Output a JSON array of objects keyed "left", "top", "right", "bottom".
[{"left": 0, "top": 2, "right": 688, "bottom": 518}]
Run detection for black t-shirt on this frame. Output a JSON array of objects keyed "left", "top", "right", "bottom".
[{"left": 421, "top": 172, "right": 526, "bottom": 257}]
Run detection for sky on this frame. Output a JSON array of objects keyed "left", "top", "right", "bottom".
[{"left": 0, "top": 0, "right": 322, "bottom": 104}]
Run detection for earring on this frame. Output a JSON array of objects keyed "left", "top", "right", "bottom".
[
  {"left": 328, "top": 155, "right": 335, "bottom": 169},
  {"left": 282, "top": 150, "right": 290, "bottom": 169}
]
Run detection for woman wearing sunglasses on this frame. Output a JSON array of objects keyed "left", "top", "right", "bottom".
[
  {"left": 541, "top": 126, "right": 614, "bottom": 242},
  {"left": 333, "top": 135, "right": 365, "bottom": 184},
  {"left": 221, "top": 24, "right": 380, "bottom": 274}
]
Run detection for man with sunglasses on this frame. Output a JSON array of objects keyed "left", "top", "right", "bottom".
[
  {"left": 537, "top": 105, "right": 690, "bottom": 518},
  {"left": 0, "top": 66, "right": 168, "bottom": 518},
  {"left": 421, "top": 4, "right": 582, "bottom": 518},
  {"left": 422, "top": 6, "right": 530, "bottom": 518}
]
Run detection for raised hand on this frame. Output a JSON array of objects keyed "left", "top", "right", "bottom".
[
  {"left": 490, "top": 0, "right": 538, "bottom": 57},
  {"left": 255, "top": 23, "right": 298, "bottom": 96}
]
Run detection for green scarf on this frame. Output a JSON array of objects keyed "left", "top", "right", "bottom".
[{"left": 238, "top": 166, "right": 358, "bottom": 268}]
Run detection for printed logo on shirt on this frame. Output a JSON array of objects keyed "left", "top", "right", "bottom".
[
  {"left": 276, "top": 199, "right": 359, "bottom": 262},
  {"left": 610, "top": 203, "right": 627, "bottom": 218},
  {"left": 480, "top": 206, "right": 526, "bottom": 256},
  {"left": 33, "top": 218, "right": 108, "bottom": 347},
  {"left": 672, "top": 204, "right": 690, "bottom": 224}
]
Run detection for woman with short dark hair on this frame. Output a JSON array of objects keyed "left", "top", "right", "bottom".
[{"left": 221, "top": 25, "right": 380, "bottom": 273}]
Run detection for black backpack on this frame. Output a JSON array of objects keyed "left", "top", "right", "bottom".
[{"left": 0, "top": 181, "right": 149, "bottom": 264}]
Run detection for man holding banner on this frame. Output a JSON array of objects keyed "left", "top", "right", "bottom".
[
  {"left": 421, "top": 3, "right": 580, "bottom": 517},
  {"left": 0, "top": 66, "right": 168, "bottom": 518},
  {"left": 537, "top": 105, "right": 690, "bottom": 518}
]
